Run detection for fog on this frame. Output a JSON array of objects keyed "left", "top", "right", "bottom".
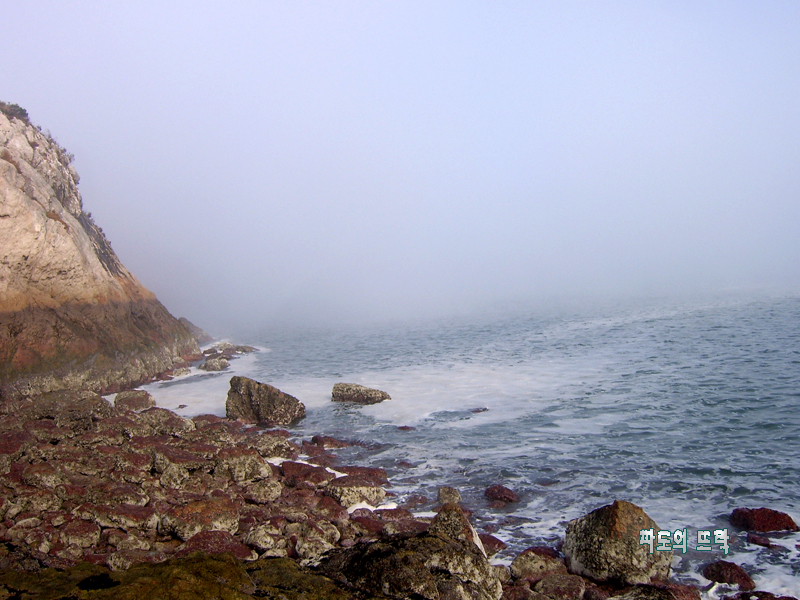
[{"left": 3, "top": 2, "right": 800, "bottom": 333}]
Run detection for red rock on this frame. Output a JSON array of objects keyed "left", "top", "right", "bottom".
[
  {"left": 702, "top": 560, "right": 755, "bottom": 591},
  {"left": 59, "top": 519, "right": 101, "bottom": 548},
  {"left": 313, "top": 495, "right": 349, "bottom": 521},
  {"left": 351, "top": 516, "right": 385, "bottom": 535},
  {"left": 479, "top": 533, "right": 507, "bottom": 557},
  {"left": 720, "top": 593, "right": 798, "bottom": 600},
  {"left": 175, "top": 530, "right": 257, "bottom": 560},
  {"left": 311, "top": 435, "right": 351, "bottom": 448},
  {"left": 161, "top": 493, "right": 239, "bottom": 541},
  {"left": 375, "top": 507, "right": 414, "bottom": 522},
  {"left": 281, "top": 461, "right": 336, "bottom": 487},
  {"left": 746, "top": 532, "right": 777, "bottom": 548},
  {"left": 335, "top": 465, "right": 388, "bottom": 485},
  {"left": 485, "top": 484, "right": 519, "bottom": 503},
  {"left": 730, "top": 507, "right": 798, "bottom": 532},
  {"left": 215, "top": 446, "right": 271, "bottom": 483},
  {"left": 21, "top": 462, "right": 64, "bottom": 489},
  {"left": 381, "top": 519, "right": 430, "bottom": 536}
]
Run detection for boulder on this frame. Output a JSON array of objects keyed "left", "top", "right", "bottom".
[
  {"left": 114, "top": 390, "right": 155, "bottom": 412},
  {"left": 486, "top": 484, "right": 519, "bottom": 503},
  {"left": 325, "top": 476, "right": 386, "bottom": 508},
  {"left": 562, "top": 500, "right": 671, "bottom": 585},
  {"left": 702, "top": 560, "right": 755, "bottom": 591},
  {"left": 226, "top": 376, "right": 306, "bottom": 425},
  {"left": 319, "top": 504, "right": 502, "bottom": 600},
  {"left": 331, "top": 382, "right": 391, "bottom": 405},
  {"left": 730, "top": 507, "right": 798, "bottom": 532},
  {"left": 198, "top": 357, "right": 229, "bottom": 371},
  {"left": 533, "top": 573, "right": 585, "bottom": 600}
]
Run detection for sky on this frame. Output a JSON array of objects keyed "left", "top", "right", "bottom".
[{"left": 3, "top": 1, "right": 800, "bottom": 332}]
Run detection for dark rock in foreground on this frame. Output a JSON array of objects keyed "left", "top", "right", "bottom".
[
  {"left": 730, "top": 507, "right": 798, "bottom": 532},
  {"left": 319, "top": 503, "right": 502, "bottom": 600},
  {"left": 562, "top": 500, "right": 671, "bottom": 586},
  {"left": 331, "top": 383, "right": 391, "bottom": 405},
  {"left": 226, "top": 376, "right": 306, "bottom": 425}
]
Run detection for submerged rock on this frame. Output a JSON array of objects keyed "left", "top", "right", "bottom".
[
  {"left": 562, "top": 500, "right": 671, "bottom": 586},
  {"left": 226, "top": 376, "right": 306, "bottom": 426},
  {"left": 331, "top": 382, "right": 391, "bottom": 405}
]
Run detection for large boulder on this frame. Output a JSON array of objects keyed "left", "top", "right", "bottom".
[
  {"left": 0, "top": 106, "right": 200, "bottom": 399},
  {"left": 562, "top": 500, "right": 671, "bottom": 585},
  {"left": 331, "top": 383, "right": 390, "bottom": 405},
  {"left": 319, "top": 503, "right": 502, "bottom": 600},
  {"left": 226, "top": 376, "right": 306, "bottom": 425}
]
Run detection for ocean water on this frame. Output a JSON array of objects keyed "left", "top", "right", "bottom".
[{"left": 142, "top": 293, "right": 800, "bottom": 596}]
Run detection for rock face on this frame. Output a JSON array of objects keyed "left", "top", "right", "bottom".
[
  {"left": 331, "top": 383, "right": 390, "bottom": 405},
  {"left": 178, "top": 317, "right": 213, "bottom": 344},
  {"left": 0, "top": 106, "right": 200, "bottom": 399},
  {"left": 562, "top": 500, "right": 672, "bottom": 586},
  {"left": 227, "top": 376, "right": 306, "bottom": 425}
]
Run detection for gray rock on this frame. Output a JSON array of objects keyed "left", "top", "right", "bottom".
[
  {"left": 331, "top": 382, "right": 390, "bottom": 404},
  {"left": 226, "top": 375, "right": 306, "bottom": 425},
  {"left": 199, "top": 357, "right": 229, "bottom": 371},
  {"left": 562, "top": 500, "right": 671, "bottom": 586}
]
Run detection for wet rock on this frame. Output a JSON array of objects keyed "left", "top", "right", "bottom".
[
  {"left": 326, "top": 476, "right": 386, "bottom": 508},
  {"left": 480, "top": 533, "right": 508, "bottom": 557},
  {"left": 730, "top": 507, "right": 798, "bottom": 532},
  {"left": 438, "top": 486, "right": 463, "bottom": 504},
  {"left": 746, "top": 532, "right": 779, "bottom": 548},
  {"left": 702, "top": 560, "right": 755, "bottom": 591},
  {"left": 335, "top": 465, "right": 389, "bottom": 485},
  {"left": 281, "top": 461, "right": 336, "bottom": 488},
  {"left": 486, "top": 484, "right": 519, "bottom": 503},
  {"left": 331, "top": 382, "right": 391, "bottom": 405},
  {"left": 720, "top": 592, "right": 798, "bottom": 600},
  {"left": 510, "top": 546, "right": 567, "bottom": 583},
  {"left": 311, "top": 434, "right": 351, "bottom": 448},
  {"left": 137, "top": 407, "right": 195, "bottom": 436},
  {"left": 114, "top": 390, "right": 155, "bottom": 412},
  {"left": 227, "top": 376, "right": 306, "bottom": 426},
  {"left": 562, "top": 500, "right": 671, "bottom": 585}
]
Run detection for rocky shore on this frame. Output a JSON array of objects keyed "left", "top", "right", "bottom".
[{"left": 1, "top": 367, "right": 797, "bottom": 599}]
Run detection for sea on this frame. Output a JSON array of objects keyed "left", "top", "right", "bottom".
[{"left": 139, "top": 292, "right": 800, "bottom": 597}]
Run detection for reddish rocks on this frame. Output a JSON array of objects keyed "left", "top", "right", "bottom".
[
  {"left": 702, "top": 560, "right": 755, "bottom": 591},
  {"left": 730, "top": 507, "right": 798, "bottom": 532},
  {"left": 175, "top": 530, "right": 257, "bottom": 561},
  {"left": 510, "top": 546, "right": 568, "bottom": 584},
  {"left": 160, "top": 494, "right": 239, "bottom": 541},
  {"left": 479, "top": 533, "right": 508, "bottom": 557},
  {"left": 486, "top": 484, "right": 519, "bottom": 503}
]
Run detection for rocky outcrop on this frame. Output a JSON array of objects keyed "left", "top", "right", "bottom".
[
  {"left": 562, "top": 500, "right": 671, "bottom": 586},
  {"left": 729, "top": 507, "right": 798, "bottom": 533},
  {"left": 319, "top": 503, "right": 502, "bottom": 600},
  {"left": 227, "top": 376, "right": 306, "bottom": 426},
  {"left": 331, "top": 382, "right": 390, "bottom": 405},
  {"left": 702, "top": 560, "right": 755, "bottom": 591},
  {"left": 0, "top": 106, "right": 200, "bottom": 399},
  {"left": 178, "top": 317, "right": 213, "bottom": 345}
]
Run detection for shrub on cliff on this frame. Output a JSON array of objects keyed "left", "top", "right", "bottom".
[{"left": 0, "top": 101, "right": 30, "bottom": 123}]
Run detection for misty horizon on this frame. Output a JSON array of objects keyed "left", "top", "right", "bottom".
[{"left": 3, "top": 2, "right": 799, "bottom": 334}]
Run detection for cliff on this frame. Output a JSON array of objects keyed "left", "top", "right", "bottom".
[{"left": 0, "top": 104, "right": 200, "bottom": 399}]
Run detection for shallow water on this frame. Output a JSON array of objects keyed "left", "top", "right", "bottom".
[{"left": 143, "top": 293, "right": 800, "bottom": 596}]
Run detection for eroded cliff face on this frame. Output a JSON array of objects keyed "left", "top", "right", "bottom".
[{"left": 0, "top": 108, "right": 200, "bottom": 399}]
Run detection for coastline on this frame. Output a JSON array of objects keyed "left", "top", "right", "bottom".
[{"left": 1, "top": 344, "right": 797, "bottom": 600}]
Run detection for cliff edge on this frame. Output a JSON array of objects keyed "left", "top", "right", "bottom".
[{"left": 0, "top": 103, "right": 200, "bottom": 399}]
